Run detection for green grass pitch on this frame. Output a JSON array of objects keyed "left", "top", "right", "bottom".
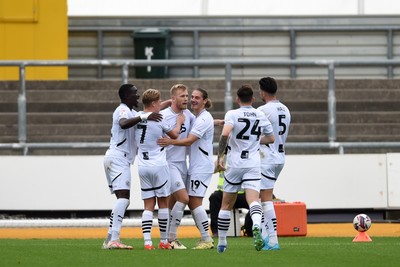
[{"left": 1, "top": 237, "right": 399, "bottom": 267}]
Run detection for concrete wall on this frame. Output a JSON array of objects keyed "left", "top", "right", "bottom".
[{"left": 1, "top": 153, "right": 399, "bottom": 211}]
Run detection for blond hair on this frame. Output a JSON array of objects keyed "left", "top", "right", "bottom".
[
  {"left": 170, "top": 83, "right": 188, "bottom": 97},
  {"left": 142, "top": 89, "right": 160, "bottom": 107}
]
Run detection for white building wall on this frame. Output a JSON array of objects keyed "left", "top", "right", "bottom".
[
  {"left": 1, "top": 154, "right": 399, "bottom": 211},
  {"left": 67, "top": 0, "right": 400, "bottom": 16}
]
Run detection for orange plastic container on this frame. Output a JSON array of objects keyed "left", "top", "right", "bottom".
[{"left": 274, "top": 201, "right": 307, "bottom": 236}]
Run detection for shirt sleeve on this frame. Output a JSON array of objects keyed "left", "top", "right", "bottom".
[
  {"left": 224, "top": 110, "right": 235, "bottom": 126},
  {"left": 190, "top": 114, "right": 212, "bottom": 138},
  {"left": 118, "top": 106, "right": 130, "bottom": 120},
  {"left": 260, "top": 113, "right": 274, "bottom": 135}
]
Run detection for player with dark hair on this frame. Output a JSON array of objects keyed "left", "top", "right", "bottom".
[
  {"left": 102, "top": 84, "right": 162, "bottom": 250},
  {"left": 258, "top": 77, "right": 291, "bottom": 250},
  {"left": 215, "top": 84, "right": 275, "bottom": 253}
]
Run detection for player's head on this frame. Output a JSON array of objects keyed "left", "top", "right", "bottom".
[
  {"left": 170, "top": 83, "right": 189, "bottom": 110},
  {"left": 191, "top": 87, "right": 212, "bottom": 114},
  {"left": 119, "top": 84, "right": 140, "bottom": 109},
  {"left": 237, "top": 84, "right": 254, "bottom": 104},
  {"left": 142, "top": 89, "right": 162, "bottom": 112},
  {"left": 259, "top": 77, "right": 278, "bottom": 103},
  {"left": 259, "top": 77, "right": 278, "bottom": 95}
]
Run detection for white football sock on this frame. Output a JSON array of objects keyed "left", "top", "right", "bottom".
[
  {"left": 249, "top": 201, "right": 262, "bottom": 228},
  {"left": 110, "top": 198, "right": 130, "bottom": 241},
  {"left": 168, "top": 201, "right": 186, "bottom": 241},
  {"left": 262, "top": 201, "right": 278, "bottom": 245},
  {"left": 142, "top": 210, "right": 153, "bottom": 246},
  {"left": 217, "top": 209, "right": 231, "bottom": 246},
  {"left": 192, "top": 206, "right": 212, "bottom": 242},
  {"left": 158, "top": 208, "right": 170, "bottom": 244}
]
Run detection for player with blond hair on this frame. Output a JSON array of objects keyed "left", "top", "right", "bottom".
[
  {"left": 135, "top": 88, "right": 185, "bottom": 250},
  {"left": 158, "top": 88, "right": 215, "bottom": 249},
  {"left": 160, "top": 84, "right": 195, "bottom": 249}
]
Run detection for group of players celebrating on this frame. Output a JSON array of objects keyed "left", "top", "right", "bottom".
[{"left": 102, "top": 77, "right": 291, "bottom": 253}]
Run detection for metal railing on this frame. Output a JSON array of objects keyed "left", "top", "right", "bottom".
[
  {"left": 1, "top": 58, "right": 400, "bottom": 155},
  {"left": 69, "top": 25, "right": 400, "bottom": 79}
]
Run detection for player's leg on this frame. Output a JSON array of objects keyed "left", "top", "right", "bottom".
[
  {"left": 140, "top": 166, "right": 157, "bottom": 250},
  {"left": 157, "top": 197, "right": 172, "bottom": 249},
  {"left": 217, "top": 191, "right": 237, "bottom": 252},
  {"left": 103, "top": 157, "right": 132, "bottom": 249},
  {"left": 155, "top": 165, "right": 172, "bottom": 249},
  {"left": 243, "top": 167, "right": 263, "bottom": 251},
  {"left": 260, "top": 189, "right": 279, "bottom": 250},
  {"left": 168, "top": 189, "right": 188, "bottom": 248},
  {"left": 217, "top": 167, "right": 241, "bottom": 253},
  {"left": 188, "top": 173, "right": 214, "bottom": 249},
  {"left": 260, "top": 164, "right": 282, "bottom": 250},
  {"left": 167, "top": 162, "right": 189, "bottom": 248},
  {"left": 190, "top": 197, "right": 214, "bottom": 249},
  {"left": 245, "top": 188, "right": 264, "bottom": 251},
  {"left": 142, "top": 198, "right": 156, "bottom": 250}
]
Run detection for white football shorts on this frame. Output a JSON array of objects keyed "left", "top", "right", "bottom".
[
  {"left": 103, "top": 155, "right": 131, "bottom": 194},
  {"left": 260, "top": 163, "right": 284, "bottom": 190},
  {"left": 186, "top": 173, "right": 212, "bottom": 197},
  {"left": 168, "top": 161, "right": 188, "bottom": 194},
  {"left": 223, "top": 167, "right": 261, "bottom": 193},
  {"left": 139, "top": 165, "right": 170, "bottom": 200}
]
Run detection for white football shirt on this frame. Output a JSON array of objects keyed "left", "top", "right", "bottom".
[
  {"left": 106, "top": 103, "right": 137, "bottom": 164},
  {"left": 160, "top": 107, "right": 195, "bottom": 162},
  {"left": 134, "top": 111, "right": 174, "bottom": 166},
  {"left": 188, "top": 109, "right": 215, "bottom": 174},
  {"left": 224, "top": 105, "right": 273, "bottom": 168},
  {"left": 257, "top": 100, "right": 291, "bottom": 164}
]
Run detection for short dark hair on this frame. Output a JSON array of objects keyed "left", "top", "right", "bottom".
[
  {"left": 119, "top": 84, "right": 135, "bottom": 101},
  {"left": 237, "top": 85, "right": 253, "bottom": 103},
  {"left": 259, "top": 77, "right": 278, "bottom": 95}
]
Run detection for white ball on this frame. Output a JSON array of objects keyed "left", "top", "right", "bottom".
[{"left": 353, "top": 214, "right": 372, "bottom": 232}]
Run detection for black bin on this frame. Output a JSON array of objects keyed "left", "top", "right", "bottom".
[{"left": 132, "top": 28, "right": 170, "bottom": 78}]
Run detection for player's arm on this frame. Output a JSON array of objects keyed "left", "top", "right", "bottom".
[
  {"left": 119, "top": 112, "right": 163, "bottom": 129},
  {"left": 213, "top": 119, "right": 224, "bottom": 126},
  {"left": 259, "top": 119, "right": 275, "bottom": 144},
  {"left": 160, "top": 99, "right": 172, "bottom": 110},
  {"left": 165, "top": 113, "right": 185, "bottom": 139},
  {"left": 260, "top": 134, "right": 275, "bottom": 144},
  {"left": 158, "top": 133, "right": 198, "bottom": 147},
  {"left": 216, "top": 124, "right": 233, "bottom": 171}
]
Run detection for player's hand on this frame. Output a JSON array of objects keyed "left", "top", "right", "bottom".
[
  {"left": 213, "top": 160, "right": 220, "bottom": 173},
  {"left": 147, "top": 112, "right": 163, "bottom": 122},
  {"left": 157, "top": 137, "right": 172, "bottom": 147},
  {"left": 215, "top": 158, "right": 226, "bottom": 172}
]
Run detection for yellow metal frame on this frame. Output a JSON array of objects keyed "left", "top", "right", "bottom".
[{"left": 0, "top": 0, "right": 67, "bottom": 80}]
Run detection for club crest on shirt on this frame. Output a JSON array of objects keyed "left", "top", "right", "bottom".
[{"left": 175, "top": 181, "right": 181, "bottom": 187}]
